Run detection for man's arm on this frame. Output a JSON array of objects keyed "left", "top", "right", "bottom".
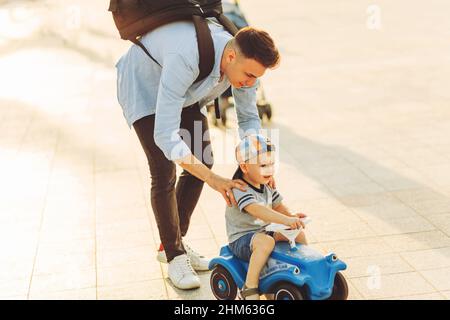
[
  {"left": 176, "top": 154, "right": 247, "bottom": 207},
  {"left": 153, "top": 52, "right": 198, "bottom": 161},
  {"left": 232, "top": 80, "right": 262, "bottom": 138}
]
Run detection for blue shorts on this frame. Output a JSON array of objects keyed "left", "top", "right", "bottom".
[{"left": 229, "top": 231, "right": 275, "bottom": 262}]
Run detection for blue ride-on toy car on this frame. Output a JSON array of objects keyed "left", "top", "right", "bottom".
[{"left": 209, "top": 239, "right": 348, "bottom": 300}]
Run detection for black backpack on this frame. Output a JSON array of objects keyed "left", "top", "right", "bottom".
[{"left": 108, "top": 0, "right": 239, "bottom": 118}]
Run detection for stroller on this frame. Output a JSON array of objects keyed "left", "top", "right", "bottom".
[{"left": 206, "top": 0, "right": 274, "bottom": 127}]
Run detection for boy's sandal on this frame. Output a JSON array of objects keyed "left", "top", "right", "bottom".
[{"left": 239, "top": 285, "right": 259, "bottom": 300}]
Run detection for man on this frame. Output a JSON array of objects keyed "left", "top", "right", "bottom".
[{"left": 115, "top": 18, "right": 280, "bottom": 290}]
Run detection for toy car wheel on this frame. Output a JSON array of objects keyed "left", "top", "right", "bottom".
[
  {"left": 327, "top": 272, "right": 349, "bottom": 300},
  {"left": 210, "top": 265, "right": 238, "bottom": 300},
  {"left": 272, "top": 282, "right": 306, "bottom": 300}
]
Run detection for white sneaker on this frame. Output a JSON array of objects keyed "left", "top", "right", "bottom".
[
  {"left": 183, "top": 241, "right": 210, "bottom": 271},
  {"left": 156, "top": 241, "right": 210, "bottom": 271},
  {"left": 168, "top": 254, "right": 201, "bottom": 289}
]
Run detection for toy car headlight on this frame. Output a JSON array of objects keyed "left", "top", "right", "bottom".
[
  {"left": 331, "top": 254, "right": 338, "bottom": 262},
  {"left": 293, "top": 267, "right": 300, "bottom": 275}
]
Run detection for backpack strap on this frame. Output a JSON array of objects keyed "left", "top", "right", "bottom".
[
  {"left": 193, "top": 15, "right": 223, "bottom": 119},
  {"left": 192, "top": 15, "right": 215, "bottom": 84},
  {"left": 212, "top": 13, "right": 239, "bottom": 119},
  {"left": 131, "top": 38, "right": 162, "bottom": 67},
  {"left": 132, "top": 15, "right": 214, "bottom": 84},
  {"left": 216, "top": 13, "right": 239, "bottom": 36}
]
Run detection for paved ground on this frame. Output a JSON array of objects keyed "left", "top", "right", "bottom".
[{"left": 1, "top": 0, "right": 450, "bottom": 299}]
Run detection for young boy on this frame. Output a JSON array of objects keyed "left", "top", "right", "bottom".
[{"left": 225, "top": 134, "right": 308, "bottom": 300}]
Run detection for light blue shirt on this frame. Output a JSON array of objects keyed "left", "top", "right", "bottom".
[{"left": 115, "top": 19, "right": 262, "bottom": 161}]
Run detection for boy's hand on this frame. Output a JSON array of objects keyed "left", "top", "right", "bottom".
[
  {"left": 283, "top": 216, "right": 303, "bottom": 229},
  {"left": 293, "top": 212, "right": 308, "bottom": 219}
]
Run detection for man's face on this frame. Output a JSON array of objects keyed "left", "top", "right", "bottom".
[{"left": 223, "top": 48, "right": 267, "bottom": 88}]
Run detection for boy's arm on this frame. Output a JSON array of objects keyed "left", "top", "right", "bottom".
[
  {"left": 271, "top": 188, "right": 308, "bottom": 219},
  {"left": 244, "top": 203, "right": 302, "bottom": 229},
  {"left": 272, "top": 202, "right": 292, "bottom": 216},
  {"left": 270, "top": 188, "right": 292, "bottom": 216},
  {"left": 273, "top": 201, "right": 308, "bottom": 223},
  {"left": 231, "top": 188, "right": 303, "bottom": 229}
]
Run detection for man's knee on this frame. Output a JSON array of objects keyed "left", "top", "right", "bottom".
[{"left": 150, "top": 164, "right": 176, "bottom": 190}]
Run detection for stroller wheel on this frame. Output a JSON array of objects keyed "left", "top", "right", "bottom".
[
  {"left": 266, "top": 104, "right": 272, "bottom": 120},
  {"left": 221, "top": 112, "right": 227, "bottom": 126},
  {"left": 257, "top": 103, "right": 273, "bottom": 121},
  {"left": 221, "top": 105, "right": 228, "bottom": 127},
  {"left": 257, "top": 106, "right": 264, "bottom": 120}
]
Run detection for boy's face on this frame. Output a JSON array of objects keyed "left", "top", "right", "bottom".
[{"left": 241, "top": 151, "right": 276, "bottom": 185}]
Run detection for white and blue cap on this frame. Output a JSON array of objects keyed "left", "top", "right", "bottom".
[{"left": 235, "top": 134, "right": 276, "bottom": 163}]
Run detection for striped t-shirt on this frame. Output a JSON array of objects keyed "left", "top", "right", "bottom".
[{"left": 225, "top": 171, "right": 283, "bottom": 243}]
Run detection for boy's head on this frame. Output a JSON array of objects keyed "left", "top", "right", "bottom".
[{"left": 235, "top": 134, "right": 276, "bottom": 185}]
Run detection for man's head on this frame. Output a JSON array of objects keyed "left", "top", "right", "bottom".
[
  {"left": 235, "top": 134, "right": 277, "bottom": 185},
  {"left": 221, "top": 27, "right": 280, "bottom": 89}
]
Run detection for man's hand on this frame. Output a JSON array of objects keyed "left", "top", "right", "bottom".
[
  {"left": 206, "top": 173, "right": 247, "bottom": 207},
  {"left": 268, "top": 176, "right": 276, "bottom": 189},
  {"left": 177, "top": 154, "right": 248, "bottom": 207}
]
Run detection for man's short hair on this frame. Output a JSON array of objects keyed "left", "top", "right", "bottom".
[{"left": 234, "top": 27, "right": 280, "bottom": 69}]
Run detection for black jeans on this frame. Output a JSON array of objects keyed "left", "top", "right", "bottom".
[{"left": 133, "top": 105, "right": 213, "bottom": 262}]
